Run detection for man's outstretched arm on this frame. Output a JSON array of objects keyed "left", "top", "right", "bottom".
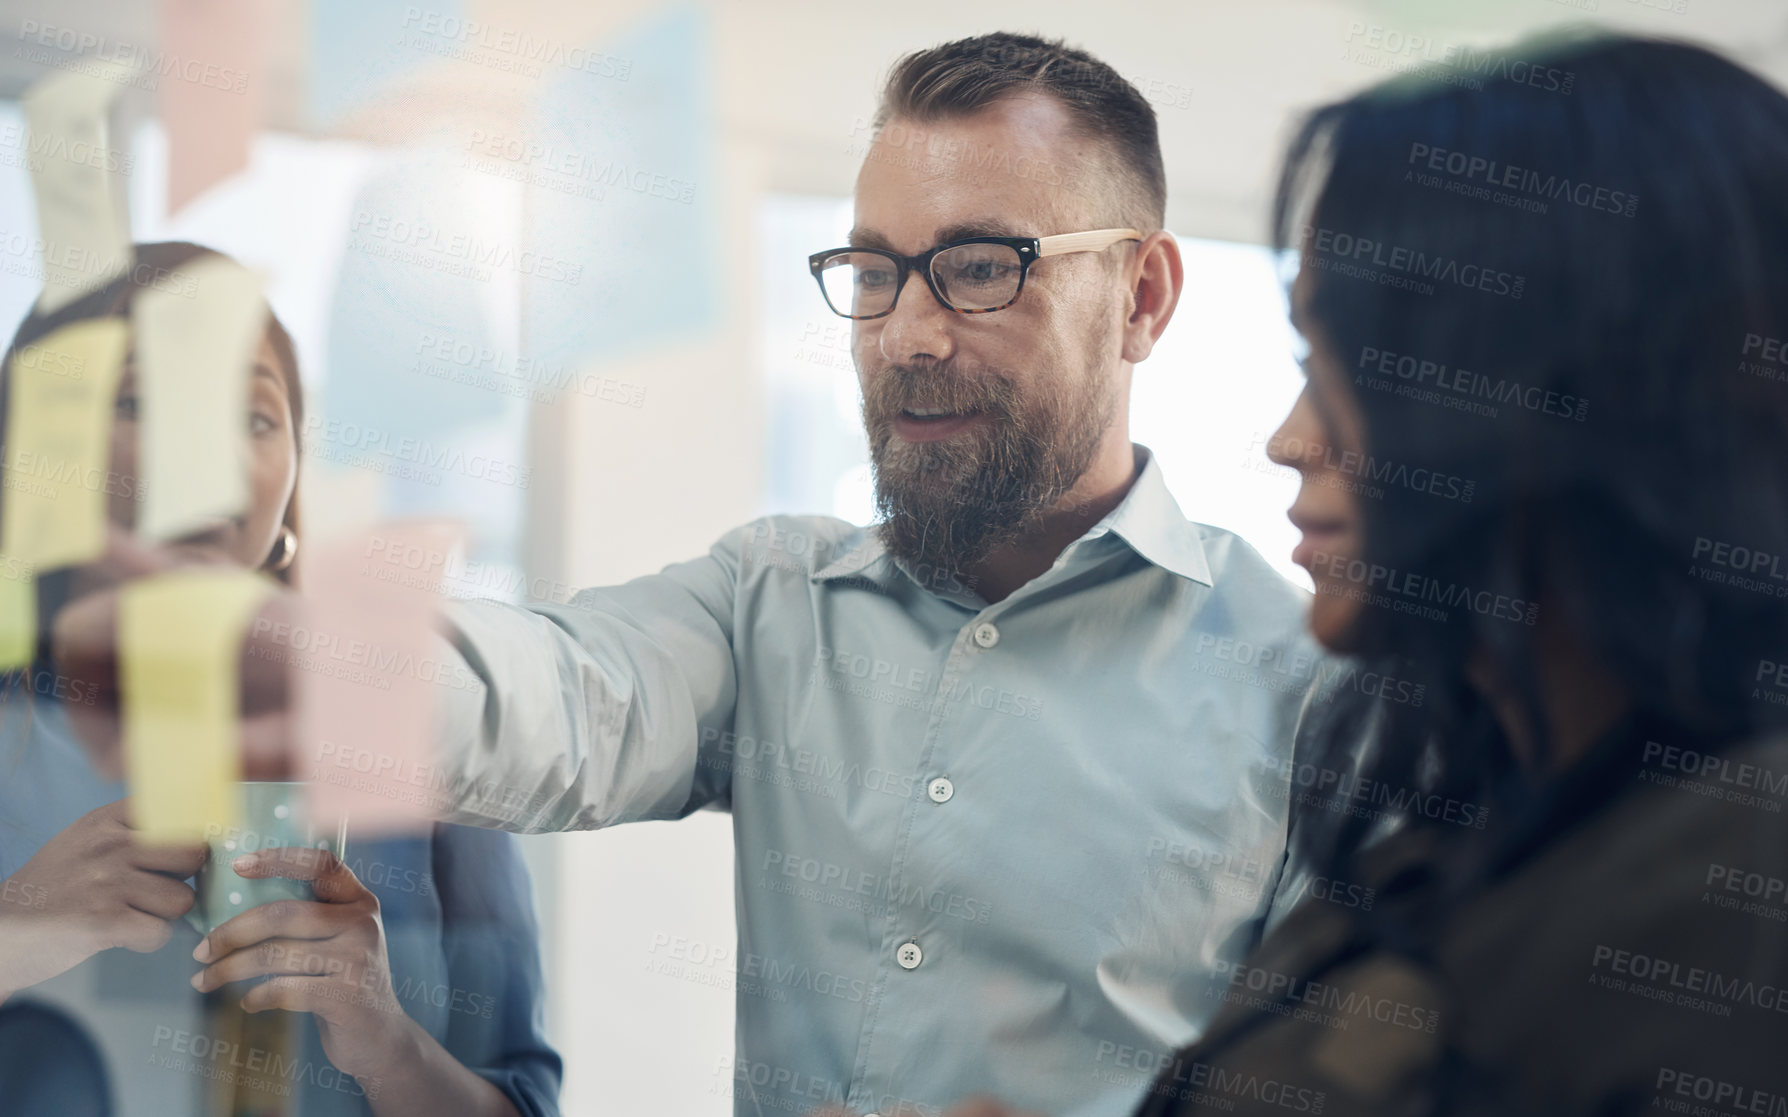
[{"left": 428, "top": 533, "right": 743, "bottom": 832}]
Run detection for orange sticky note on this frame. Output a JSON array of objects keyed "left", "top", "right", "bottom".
[
  {"left": 22, "top": 60, "right": 139, "bottom": 311},
  {"left": 160, "top": 0, "right": 272, "bottom": 214},
  {"left": 1, "top": 319, "right": 130, "bottom": 568},
  {"left": 301, "top": 521, "right": 464, "bottom": 833},
  {"left": 120, "top": 568, "right": 271, "bottom": 841}
]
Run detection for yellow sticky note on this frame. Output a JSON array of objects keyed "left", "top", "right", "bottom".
[
  {"left": 1, "top": 318, "right": 129, "bottom": 568},
  {"left": 0, "top": 556, "right": 32, "bottom": 669},
  {"left": 121, "top": 568, "right": 270, "bottom": 841},
  {"left": 22, "top": 60, "right": 140, "bottom": 312},
  {"left": 135, "top": 256, "right": 265, "bottom": 541}
]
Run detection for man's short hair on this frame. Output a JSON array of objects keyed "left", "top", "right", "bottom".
[{"left": 873, "top": 32, "right": 1167, "bottom": 233}]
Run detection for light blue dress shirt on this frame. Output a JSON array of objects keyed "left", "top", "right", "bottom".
[{"left": 432, "top": 445, "right": 1332, "bottom": 1116}]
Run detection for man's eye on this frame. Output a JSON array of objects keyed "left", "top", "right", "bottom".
[
  {"left": 249, "top": 411, "right": 276, "bottom": 436},
  {"left": 857, "top": 268, "right": 895, "bottom": 290},
  {"left": 951, "top": 261, "right": 1012, "bottom": 286}
]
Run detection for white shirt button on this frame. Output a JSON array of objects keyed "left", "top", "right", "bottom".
[
  {"left": 896, "top": 941, "right": 923, "bottom": 969},
  {"left": 972, "top": 622, "right": 1000, "bottom": 648},
  {"left": 927, "top": 777, "right": 954, "bottom": 804}
]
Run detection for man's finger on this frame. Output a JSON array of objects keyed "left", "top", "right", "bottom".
[
  {"left": 54, "top": 572, "right": 297, "bottom": 782},
  {"left": 239, "top": 707, "right": 297, "bottom": 782}
]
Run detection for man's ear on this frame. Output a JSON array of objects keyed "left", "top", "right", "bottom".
[{"left": 1120, "top": 231, "right": 1183, "bottom": 365}]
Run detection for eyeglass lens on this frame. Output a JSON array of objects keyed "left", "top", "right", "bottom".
[{"left": 817, "top": 242, "right": 1025, "bottom": 317}]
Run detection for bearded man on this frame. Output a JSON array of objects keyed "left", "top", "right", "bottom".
[
  {"left": 51, "top": 31, "right": 1343, "bottom": 1117},
  {"left": 408, "top": 32, "right": 1333, "bottom": 1117}
]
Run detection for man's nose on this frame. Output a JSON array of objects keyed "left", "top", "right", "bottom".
[{"left": 877, "top": 270, "right": 956, "bottom": 366}]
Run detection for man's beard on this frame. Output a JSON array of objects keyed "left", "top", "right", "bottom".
[{"left": 862, "top": 337, "right": 1117, "bottom": 579}]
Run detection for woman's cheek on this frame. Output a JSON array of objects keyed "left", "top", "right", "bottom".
[{"left": 241, "top": 435, "right": 297, "bottom": 562}]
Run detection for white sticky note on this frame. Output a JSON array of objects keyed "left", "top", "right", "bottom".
[
  {"left": 22, "top": 60, "right": 140, "bottom": 312},
  {"left": 134, "top": 255, "right": 266, "bottom": 541},
  {"left": 0, "top": 319, "right": 130, "bottom": 568},
  {"left": 121, "top": 567, "right": 271, "bottom": 841}
]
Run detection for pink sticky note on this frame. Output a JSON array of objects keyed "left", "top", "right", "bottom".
[
  {"left": 297, "top": 520, "right": 465, "bottom": 834},
  {"left": 159, "top": 0, "right": 272, "bottom": 214}
]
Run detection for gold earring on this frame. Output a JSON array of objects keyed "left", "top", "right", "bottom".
[{"left": 266, "top": 526, "right": 298, "bottom": 573}]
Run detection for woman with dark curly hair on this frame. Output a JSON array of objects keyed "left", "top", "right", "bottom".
[{"left": 931, "top": 30, "right": 1788, "bottom": 1117}]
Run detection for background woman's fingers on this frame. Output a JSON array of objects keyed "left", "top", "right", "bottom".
[
  {"left": 194, "top": 936, "right": 338, "bottom": 991},
  {"left": 238, "top": 974, "right": 317, "bottom": 1016},
  {"left": 123, "top": 872, "right": 197, "bottom": 921},
  {"left": 114, "top": 909, "right": 176, "bottom": 954},
  {"left": 941, "top": 1100, "right": 1037, "bottom": 1117},
  {"left": 233, "top": 846, "right": 364, "bottom": 904},
  {"left": 195, "top": 898, "right": 338, "bottom": 963},
  {"left": 126, "top": 836, "right": 209, "bottom": 875}
]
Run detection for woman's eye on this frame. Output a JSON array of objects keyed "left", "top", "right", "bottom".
[
  {"left": 114, "top": 394, "right": 139, "bottom": 420},
  {"left": 249, "top": 411, "right": 276, "bottom": 436}
]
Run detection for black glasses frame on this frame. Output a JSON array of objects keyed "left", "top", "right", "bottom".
[{"left": 807, "top": 227, "right": 1142, "bottom": 320}]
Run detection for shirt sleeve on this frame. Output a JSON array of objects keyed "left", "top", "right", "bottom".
[
  {"left": 425, "top": 526, "right": 746, "bottom": 832},
  {"left": 430, "top": 824, "right": 564, "bottom": 1117}
]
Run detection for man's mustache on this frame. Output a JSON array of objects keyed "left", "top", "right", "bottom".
[{"left": 866, "top": 362, "right": 1016, "bottom": 417}]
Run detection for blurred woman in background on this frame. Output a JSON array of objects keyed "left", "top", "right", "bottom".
[
  {"left": 0, "top": 242, "right": 562, "bottom": 1117},
  {"left": 1127, "top": 31, "right": 1788, "bottom": 1117}
]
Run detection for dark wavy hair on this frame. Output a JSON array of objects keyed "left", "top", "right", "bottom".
[{"left": 1273, "top": 33, "right": 1788, "bottom": 876}]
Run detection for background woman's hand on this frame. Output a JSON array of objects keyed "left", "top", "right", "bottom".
[
  {"left": 0, "top": 797, "right": 206, "bottom": 999},
  {"left": 190, "top": 845, "right": 416, "bottom": 1083}
]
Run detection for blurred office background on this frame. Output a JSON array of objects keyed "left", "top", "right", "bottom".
[{"left": 1, "top": 0, "right": 1784, "bottom": 1111}]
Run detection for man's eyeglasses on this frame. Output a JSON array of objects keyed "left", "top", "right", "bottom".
[{"left": 807, "top": 228, "right": 1142, "bottom": 320}]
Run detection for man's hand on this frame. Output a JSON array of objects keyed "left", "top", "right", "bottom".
[
  {"left": 191, "top": 846, "right": 413, "bottom": 1083},
  {"left": 0, "top": 798, "right": 206, "bottom": 1000},
  {"left": 51, "top": 524, "right": 297, "bottom": 781}
]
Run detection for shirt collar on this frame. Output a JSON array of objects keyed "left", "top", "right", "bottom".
[
  {"left": 813, "top": 444, "right": 1212, "bottom": 590},
  {"left": 1091, "top": 445, "right": 1213, "bottom": 586}
]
